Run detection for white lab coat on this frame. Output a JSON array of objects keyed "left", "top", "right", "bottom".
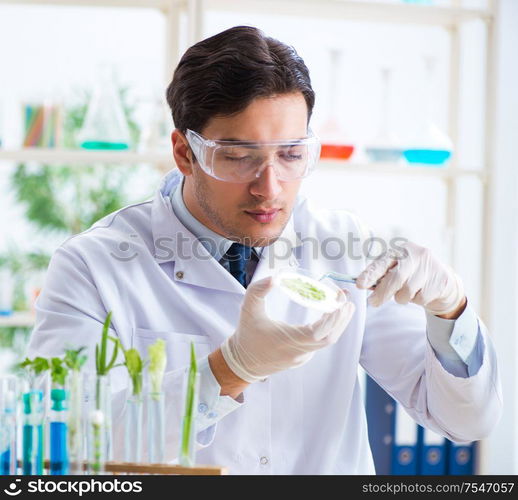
[{"left": 27, "top": 168, "right": 502, "bottom": 474}]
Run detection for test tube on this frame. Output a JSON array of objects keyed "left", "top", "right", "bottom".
[
  {"left": 50, "top": 385, "right": 69, "bottom": 474},
  {"left": 0, "top": 376, "right": 18, "bottom": 475}
]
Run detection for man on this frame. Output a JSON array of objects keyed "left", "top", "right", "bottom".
[{"left": 27, "top": 26, "right": 501, "bottom": 474}]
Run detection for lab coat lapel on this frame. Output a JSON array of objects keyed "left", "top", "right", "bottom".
[{"left": 150, "top": 169, "right": 246, "bottom": 295}]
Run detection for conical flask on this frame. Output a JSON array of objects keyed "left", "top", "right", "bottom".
[
  {"left": 365, "top": 67, "right": 404, "bottom": 162},
  {"left": 403, "top": 55, "right": 453, "bottom": 166},
  {"left": 77, "top": 64, "right": 131, "bottom": 150},
  {"left": 319, "top": 48, "right": 355, "bottom": 161}
]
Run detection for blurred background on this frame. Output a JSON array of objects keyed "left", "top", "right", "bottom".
[{"left": 0, "top": 0, "right": 516, "bottom": 475}]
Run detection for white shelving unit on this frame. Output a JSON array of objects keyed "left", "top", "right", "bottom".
[
  {"left": 0, "top": 0, "right": 499, "bottom": 472},
  {"left": 0, "top": 311, "right": 36, "bottom": 328}
]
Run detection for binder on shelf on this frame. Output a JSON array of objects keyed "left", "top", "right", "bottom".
[
  {"left": 391, "top": 403, "right": 419, "bottom": 475},
  {"left": 448, "top": 441, "right": 476, "bottom": 475},
  {"left": 419, "top": 427, "right": 447, "bottom": 475},
  {"left": 365, "top": 375, "right": 396, "bottom": 475}
]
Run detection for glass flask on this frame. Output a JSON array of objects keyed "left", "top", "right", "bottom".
[
  {"left": 77, "top": 64, "right": 131, "bottom": 150},
  {"left": 365, "top": 67, "right": 404, "bottom": 162},
  {"left": 403, "top": 55, "right": 453, "bottom": 166},
  {"left": 319, "top": 48, "right": 355, "bottom": 160}
]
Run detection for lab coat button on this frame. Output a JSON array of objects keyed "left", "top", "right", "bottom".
[
  {"left": 260, "top": 456, "right": 269, "bottom": 465},
  {"left": 207, "top": 411, "right": 218, "bottom": 419},
  {"left": 198, "top": 403, "right": 208, "bottom": 414},
  {"left": 176, "top": 271, "right": 184, "bottom": 279}
]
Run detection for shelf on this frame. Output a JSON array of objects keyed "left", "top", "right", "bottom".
[
  {"left": 0, "top": 0, "right": 172, "bottom": 10},
  {"left": 204, "top": 0, "right": 493, "bottom": 26},
  {"left": 318, "top": 160, "right": 486, "bottom": 180},
  {"left": 0, "top": 148, "right": 173, "bottom": 166},
  {"left": 0, "top": 0, "right": 494, "bottom": 26},
  {"left": 0, "top": 311, "right": 35, "bottom": 328}
]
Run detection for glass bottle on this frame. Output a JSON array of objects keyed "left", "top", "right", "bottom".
[
  {"left": 365, "top": 67, "right": 404, "bottom": 162},
  {"left": 319, "top": 48, "right": 355, "bottom": 161},
  {"left": 77, "top": 64, "right": 131, "bottom": 150},
  {"left": 403, "top": 55, "right": 453, "bottom": 166}
]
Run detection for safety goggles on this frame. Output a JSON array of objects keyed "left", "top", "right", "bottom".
[{"left": 185, "top": 129, "right": 321, "bottom": 183}]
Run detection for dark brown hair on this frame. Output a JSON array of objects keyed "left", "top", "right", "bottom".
[{"left": 166, "top": 25, "right": 315, "bottom": 133}]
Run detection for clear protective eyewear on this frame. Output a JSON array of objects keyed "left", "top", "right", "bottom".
[{"left": 185, "top": 129, "right": 321, "bottom": 183}]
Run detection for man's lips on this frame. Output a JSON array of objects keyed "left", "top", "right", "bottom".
[{"left": 244, "top": 209, "right": 281, "bottom": 223}]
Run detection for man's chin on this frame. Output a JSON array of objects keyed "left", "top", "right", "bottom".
[{"left": 241, "top": 223, "right": 288, "bottom": 247}]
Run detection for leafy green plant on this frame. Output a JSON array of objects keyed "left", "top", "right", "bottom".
[
  {"left": 64, "top": 346, "right": 87, "bottom": 372},
  {"left": 181, "top": 342, "right": 198, "bottom": 463},
  {"left": 50, "top": 357, "right": 68, "bottom": 386},
  {"left": 19, "top": 356, "right": 50, "bottom": 376},
  {"left": 148, "top": 338, "right": 166, "bottom": 396},
  {"left": 95, "top": 311, "right": 119, "bottom": 377}
]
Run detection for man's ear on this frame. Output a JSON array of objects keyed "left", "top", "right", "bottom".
[{"left": 172, "top": 129, "right": 194, "bottom": 176}]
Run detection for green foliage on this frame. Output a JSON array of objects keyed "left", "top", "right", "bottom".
[
  {"left": 19, "top": 356, "right": 50, "bottom": 376},
  {"left": 95, "top": 311, "right": 119, "bottom": 376},
  {"left": 64, "top": 346, "right": 87, "bottom": 372},
  {"left": 122, "top": 347, "right": 144, "bottom": 396},
  {"left": 148, "top": 338, "right": 166, "bottom": 394},
  {"left": 50, "top": 357, "right": 68, "bottom": 386},
  {"left": 181, "top": 342, "right": 198, "bottom": 460}
]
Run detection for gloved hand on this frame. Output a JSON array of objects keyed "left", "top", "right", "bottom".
[
  {"left": 220, "top": 276, "right": 355, "bottom": 383},
  {"left": 356, "top": 241, "right": 465, "bottom": 316}
]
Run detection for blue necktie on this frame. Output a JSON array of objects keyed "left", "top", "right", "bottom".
[{"left": 225, "top": 242, "right": 252, "bottom": 288}]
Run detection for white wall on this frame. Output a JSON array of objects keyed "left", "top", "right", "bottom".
[{"left": 483, "top": 0, "right": 518, "bottom": 475}]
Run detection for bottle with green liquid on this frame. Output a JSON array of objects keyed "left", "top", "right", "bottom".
[{"left": 77, "top": 63, "right": 131, "bottom": 151}]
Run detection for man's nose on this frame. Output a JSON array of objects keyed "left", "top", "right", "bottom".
[{"left": 249, "top": 162, "right": 283, "bottom": 200}]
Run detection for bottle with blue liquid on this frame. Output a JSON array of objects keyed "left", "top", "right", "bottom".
[
  {"left": 0, "top": 376, "right": 18, "bottom": 475},
  {"left": 50, "top": 387, "right": 69, "bottom": 475},
  {"left": 403, "top": 55, "right": 453, "bottom": 166}
]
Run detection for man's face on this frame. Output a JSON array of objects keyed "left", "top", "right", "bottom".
[{"left": 181, "top": 92, "right": 308, "bottom": 247}]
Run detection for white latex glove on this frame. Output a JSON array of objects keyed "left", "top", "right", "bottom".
[
  {"left": 221, "top": 276, "right": 355, "bottom": 383},
  {"left": 356, "top": 241, "right": 465, "bottom": 316}
]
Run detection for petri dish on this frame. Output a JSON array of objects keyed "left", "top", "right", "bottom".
[{"left": 271, "top": 267, "right": 346, "bottom": 314}]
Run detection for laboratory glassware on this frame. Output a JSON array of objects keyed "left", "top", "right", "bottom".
[
  {"left": 0, "top": 376, "right": 18, "bottom": 475},
  {"left": 77, "top": 64, "right": 131, "bottom": 150},
  {"left": 68, "top": 370, "right": 84, "bottom": 474},
  {"left": 179, "top": 343, "right": 200, "bottom": 467},
  {"left": 319, "top": 48, "right": 355, "bottom": 160},
  {"left": 365, "top": 67, "right": 404, "bottom": 162},
  {"left": 22, "top": 389, "right": 44, "bottom": 475},
  {"left": 87, "top": 374, "right": 111, "bottom": 474},
  {"left": 124, "top": 372, "right": 143, "bottom": 463},
  {"left": 50, "top": 385, "right": 69, "bottom": 475},
  {"left": 403, "top": 55, "right": 453, "bottom": 166}
]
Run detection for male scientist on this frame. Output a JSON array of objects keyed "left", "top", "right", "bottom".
[{"left": 27, "top": 26, "right": 502, "bottom": 474}]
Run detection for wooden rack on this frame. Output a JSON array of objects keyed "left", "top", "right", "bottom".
[{"left": 16, "top": 460, "right": 228, "bottom": 475}]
